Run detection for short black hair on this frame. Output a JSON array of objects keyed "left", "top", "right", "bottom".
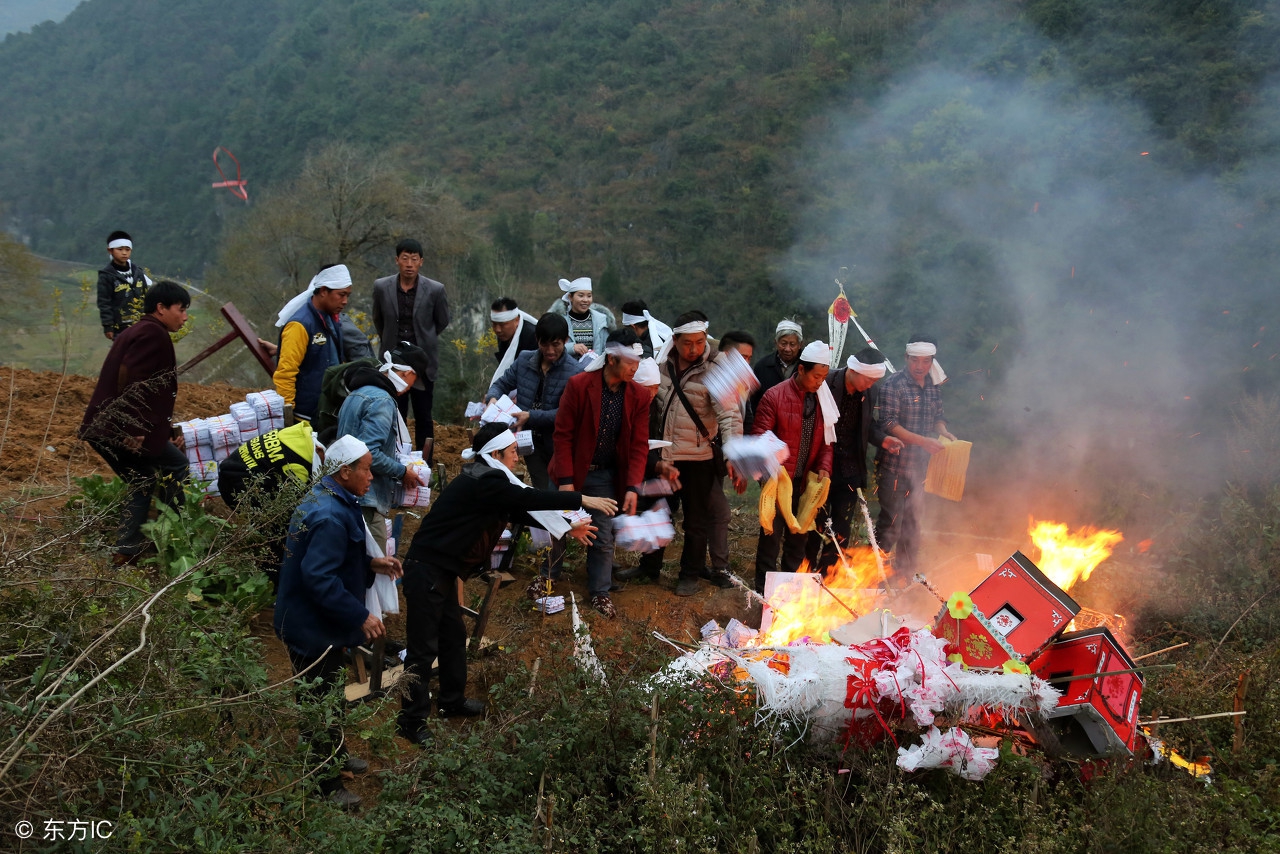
[
  {"left": 535, "top": 313, "right": 569, "bottom": 343},
  {"left": 472, "top": 422, "right": 511, "bottom": 455},
  {"left": 605, "top": 327, "right": 640, "bottom": 348},
  {"left": 797, "top": 359, "right": 827, "bottom": 372},
  {"left": 491, "top": 296, "right": 518, "bottom": 312},
  {"left": 906, "top": 334, "right": 936, "bottom": 346},
  {"left": 853, "top": 347, "right": 886, "bottom": 364},
  {"left": 720, "top": 330, "right": 756, "bottom": 350},
  {"left": 672, "top": 309, "right": 708, "bottom": 328},
  {"left": 144, "top": 281, "right": 190, "bottom": 314},
  {"left": 621, "top": 299, "right": 649, "bottom": 318},
  {"left": 316, "top": 426, "right": 339, "bottom": 447},
  {"left": 106, "top": 230, "right": 132, "bottom": 244},
  {"left": 396, "top": 238, "right": 424, "bottom": 257}
]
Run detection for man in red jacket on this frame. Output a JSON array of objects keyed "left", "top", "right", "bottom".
[
  {"left": 551, "top": 328, "right": 649, "bottom": 617},
  {"left": 750, "top": 340, "right": 835, "bottom": 593},
  {"left": 80, "top": 281, "right": 191, "bottom": 564}
]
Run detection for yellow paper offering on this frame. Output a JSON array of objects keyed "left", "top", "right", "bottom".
[{"left": 925, "top": 438, "right": 972, "bottom": 502}]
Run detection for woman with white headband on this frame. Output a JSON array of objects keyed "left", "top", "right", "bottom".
[
  {"left": 546, "top": 276, "right": 618, "bottom": 356},
  {"left": 873, "top": 334, "right": 956, "bottom": 578},
  {"left": 97, "top": 229, "right": 153, "bottom": 339},
  {"left": 335, "top": 343, "right": 432, "bottom": 557},
  {"left": 396, "top": 423, "right": 617, "bottom": 743},
  {"left": 749, "top": 318, "right": 805, "bottom": 424}
]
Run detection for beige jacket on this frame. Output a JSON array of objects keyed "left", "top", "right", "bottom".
[{"left": 656, "top": 342, "right": 743, "bottom": 463}]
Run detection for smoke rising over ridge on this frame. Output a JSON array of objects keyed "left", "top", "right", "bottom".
[{"left": 781, "top": 3, "right": 1280, "bottom": 535}]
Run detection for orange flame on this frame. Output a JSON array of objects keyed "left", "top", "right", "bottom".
[
  {"left": 1029, "top": 519, "right": 1123, "bottom": 592},
  {"left": 758, "top": 546, "right": 887, "bottom": 646}
]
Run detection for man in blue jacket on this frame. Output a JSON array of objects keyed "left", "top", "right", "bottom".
[{"left": 274, "top": 435, "right": 404, "bottom": 810}]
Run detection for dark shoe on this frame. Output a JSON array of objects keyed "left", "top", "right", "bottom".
[
  {"left": 439, "top": 698, "right": 486, "bottom": 718},
  {"left": 397, "top": 721, "right": 432, "bottom": 746},
  {"left": 342, "top": 755, "right": 369, "bottom": 774},
  {"left": 526, "top": 576, "right": 557, "bottom": 600},
  {"left": 707, "top": 570, "right": 736, "bottom": 589},
  {"left": 326, "top": 785, "right": 362, "bottom": 810},
  {"left": 591, "top": 594, "right": 617, "bottom": 619},
  {"left": 675, "top": 577, "right": 700, "bottom": 597},
  {"left": 616, "top": 565, "right": 660, "bottom": 582},
  {"left": 609, "top": 580, "right": 626, "bottom": 593}
]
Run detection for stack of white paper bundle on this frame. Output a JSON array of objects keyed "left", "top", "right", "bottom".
[
  {"left": 245, "top": 390, "right": 286, "bottom": 432},
  {"left": 480, "top": 394, "right": 519, "bottom": 426},
  {"left": 613, "top": 502, "right": 675, "bottom": 553},
  {"left": 722, "top": 431, "right": 790, "bottom": 481},
  {"left": 704, "top": 348, "right": 759, "bottom": 410},
  {"left": 204, "top": 414, "right": 242, "bottom": 462},
  {"left": 228, "top": 401, "right": 259, "bottom": 443},
  {"left": 396, "top": 452, "right": 432, "bottom": 508},
  {"left": 490, "top": 528, "right": 513, "bottom": 569}
]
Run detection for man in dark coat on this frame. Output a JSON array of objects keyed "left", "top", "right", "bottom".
[
  {"left": 274, "top": 436, "right": 404, "bottom": 809},
  {"left": 749, "top": 318, "right": 804, "bottom": 423},
  {"left": 96, "top": 230, "right": 152, "bottom": 339},
  {"left": 80, "top": 280, "right": 190, "bottom": 563},
  {"left": 371, "top": 238, "right": 451, "bottom": 449},
  {"left": 397, "top": 424, "right": 616, "bottom": 744},
  {"left": 818, "top": 348, "right": 903, "bottom": 569}
]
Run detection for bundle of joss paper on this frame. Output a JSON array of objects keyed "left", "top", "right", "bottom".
[
  {"left": 614, "top": 501, "right": 676, "bottom": 553},
  {"left": 480, "top": 394, "right": 520, "bottom": 426},
  {"left": 704, "top": 347, "right": 759, "bottom": 410},
  {"left": 176, "top": 389, "right": 288, "bottom": 494},
  {"left": 722, "top": 431, "right": 789, "bottom": 481},
  {"left": 396, "top": 451, "right": 432, "bottom": 508}
]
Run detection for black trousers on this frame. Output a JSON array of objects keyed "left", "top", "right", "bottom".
[
  {"left": 218, "top": 474, "right": 289, "bottom": 590},
  {"left": 395, "top": 381, "right": 436, "bottom": 449},
  {"left": 817, "top": 479, "right": 862, "bottom": 571},
  {"left": 876, "top": 464, "right": 925, "bottom": 577},
  {"left": 89, "top": 439, "right": 188, "bottom": 556},
  {"left": 400, "top": 560, "right": 467, "bottom": 728},
  {"left": 288, "top": 646, "right": 348, "bottom": 794},
  {"left": 754, "top": 490, "right": 811, "bottom": 593},
  {"left": 673, "top": 459, "right": 718, "bottom": 581}
]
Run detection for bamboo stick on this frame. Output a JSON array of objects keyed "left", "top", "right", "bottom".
[
  {"left": 1047, "top": 664, "right": 1175, "bottom": 684},
  {"left": 1132, "top": 642, "right": 1188, "bottom": 661},
  {"left": 1140, "top": 710, "right": 1246, "bottom": 725}
]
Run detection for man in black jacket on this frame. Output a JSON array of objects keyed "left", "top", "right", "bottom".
[
  {"left": 750, "top": 318, "right": 803, "bottom": 420},
  {"left": 396, "top": 424, "right": 617, "bottom": 744},
  {"left": 818, "top": 348, "right": 903, "bottom": 569},
  {"left": 97, "top": 230, "right": 153, "bottom": 339}
]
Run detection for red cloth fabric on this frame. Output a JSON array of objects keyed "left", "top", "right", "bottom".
[
  {"left": 79, "top": 314, "right": 178, "bottom": 456},
  {"left": 551, "top": 371, "right": 649, "bottom": 500},
  {"left": 750, "top": 376, "right": 832, "bottom": 475}
]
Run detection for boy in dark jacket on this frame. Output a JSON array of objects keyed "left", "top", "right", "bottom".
[{"left": 97, "top": 230, "right": 152, "bottom": 339}]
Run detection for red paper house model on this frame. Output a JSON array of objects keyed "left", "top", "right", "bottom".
[
  {"left": 1030, "top": 626, "right": 1144, "bottom": 757},
  {"left": 934, "top": 551, "right": 1080, "bottom": 669}
]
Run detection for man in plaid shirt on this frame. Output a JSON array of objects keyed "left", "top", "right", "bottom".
[{"left": 874, "top": 336, "right": 956, "bottom": 577}]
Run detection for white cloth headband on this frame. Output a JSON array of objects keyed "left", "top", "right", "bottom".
[
  {"left": 848, "top": 356, "right": 887, "bottom": 378},
  {"left": 324, "top": 434, "right": 369, "bottom": 471},
  {"left": 800, "top": 340, "right": 832, "bottom": 366},
  {"left": 275, "top": 264, "right": 352, "bottom": 327},
  {"left": 621, "top": 312, "right": 646, "bottom": 325},
  {"left": 633, "top": 357, "right": 660, "bottom": 386},
  {"left": 490, "top": 308, "right": 520, "bottom": 322},
  {"left": 380, "top": 350, "right": 412, "bottom": 393},
  {"left": 107, "top": 238, "right": 132, "bottom": 250},
  {"left": 559, "top": 277, "right": 592, "bottom": 293},
  {"left": 904, "top": 341, "right": 947, "bottom": 384},
  {"left": 905, "top": 342, "right": 937, "bottom": 357},
  {"left": 655, "top": 320, "right": 710, "bottom": 363},
  {"left": 584, "top": 341, "right": 644, "bottom": 372},
  {"left": 461, "top": 429, "right": 517, "bottom": 460},
  {"left": 776, "top": 320, "right": 803, "bottom": 339}
]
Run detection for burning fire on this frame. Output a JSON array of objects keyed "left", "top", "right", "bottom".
[
  {"left": 758, "top": 546, "right": 888, "bottom": 646},
  {"left": 1028, "top": 520, "right": 1123, "bottom": 592}
]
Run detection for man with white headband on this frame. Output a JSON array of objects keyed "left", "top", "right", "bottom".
[
  {"left": 371, "top": 238, "right": 451, "bottom": 450},
  {"left": 653, "top": 310, "right": 745, "bottom": 597},
  {"left": 620, "top": 299, "right": 672, "bottom": 359},
  {"left": 874, "top": 334, "right": 956, "bottom": 577},
  {"left": 751, "top": 339, "right": 836, "bottom": 593},
  {"left": 488, "top": 296, "right": 539, "bottom": 387},
  {"left": 336, "top": 343, "right": 431, "bottom": 557},
  {"left": 547, "top": 276, "right": 617, "bottom": 357},
  {"left": 273, "top": 263, "right": 350, "bottom": 422},
  {"left": 97, "top": 230, "right": 153, "bottom": 339},
  {"left": 551, "top": 328, "right": 650, "bottom": 617},
  {"left": 750, "top": 318, "right": 805, "bottom": 426},
  {"left": 398, "top": 423, "right": 616, "bottom": 741},
  {"left": 818, "top": 347, "right": 904, "bottom": 568},
  {"left": 274, "top": 434, "right": 404, "bottom": 809}
]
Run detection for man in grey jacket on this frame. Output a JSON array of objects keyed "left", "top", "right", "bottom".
[{"left": 371, "top": 239, "right": 451, "bottom": 450}]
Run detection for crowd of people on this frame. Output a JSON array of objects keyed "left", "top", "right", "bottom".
[{"left": 79, "top": 230, "right": 956, "bottom": 808}]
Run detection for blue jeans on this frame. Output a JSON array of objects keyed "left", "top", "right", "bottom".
[{"left": 582, "top": 469, "right": 617, "bottom": 597}]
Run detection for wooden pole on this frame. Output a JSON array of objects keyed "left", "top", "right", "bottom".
[
  {"left": 1132, "top": 642, "right": 1189, "bottom": 662},
  {"left": 1141, "top": 710, "right": 1246, "bottom": 726},
  {"left": 1233, "top": 670, "right": 1250, "bottom": 754},
  {"left": 648, "top": 691, "right": 660, "bottom": 782},
  {"left": 1048, "top": 664, "right": 1174, "bottom": 684}
]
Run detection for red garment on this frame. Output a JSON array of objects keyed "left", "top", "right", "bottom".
[
  {"left": 79, "top": 314, "right": 178, "bottom": 456},
  {"left": 551, "top": 371, "right": 649, "bottom": 500},
  {"left": 751, "top": 376, "right": 833, "bottom": 475}
]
